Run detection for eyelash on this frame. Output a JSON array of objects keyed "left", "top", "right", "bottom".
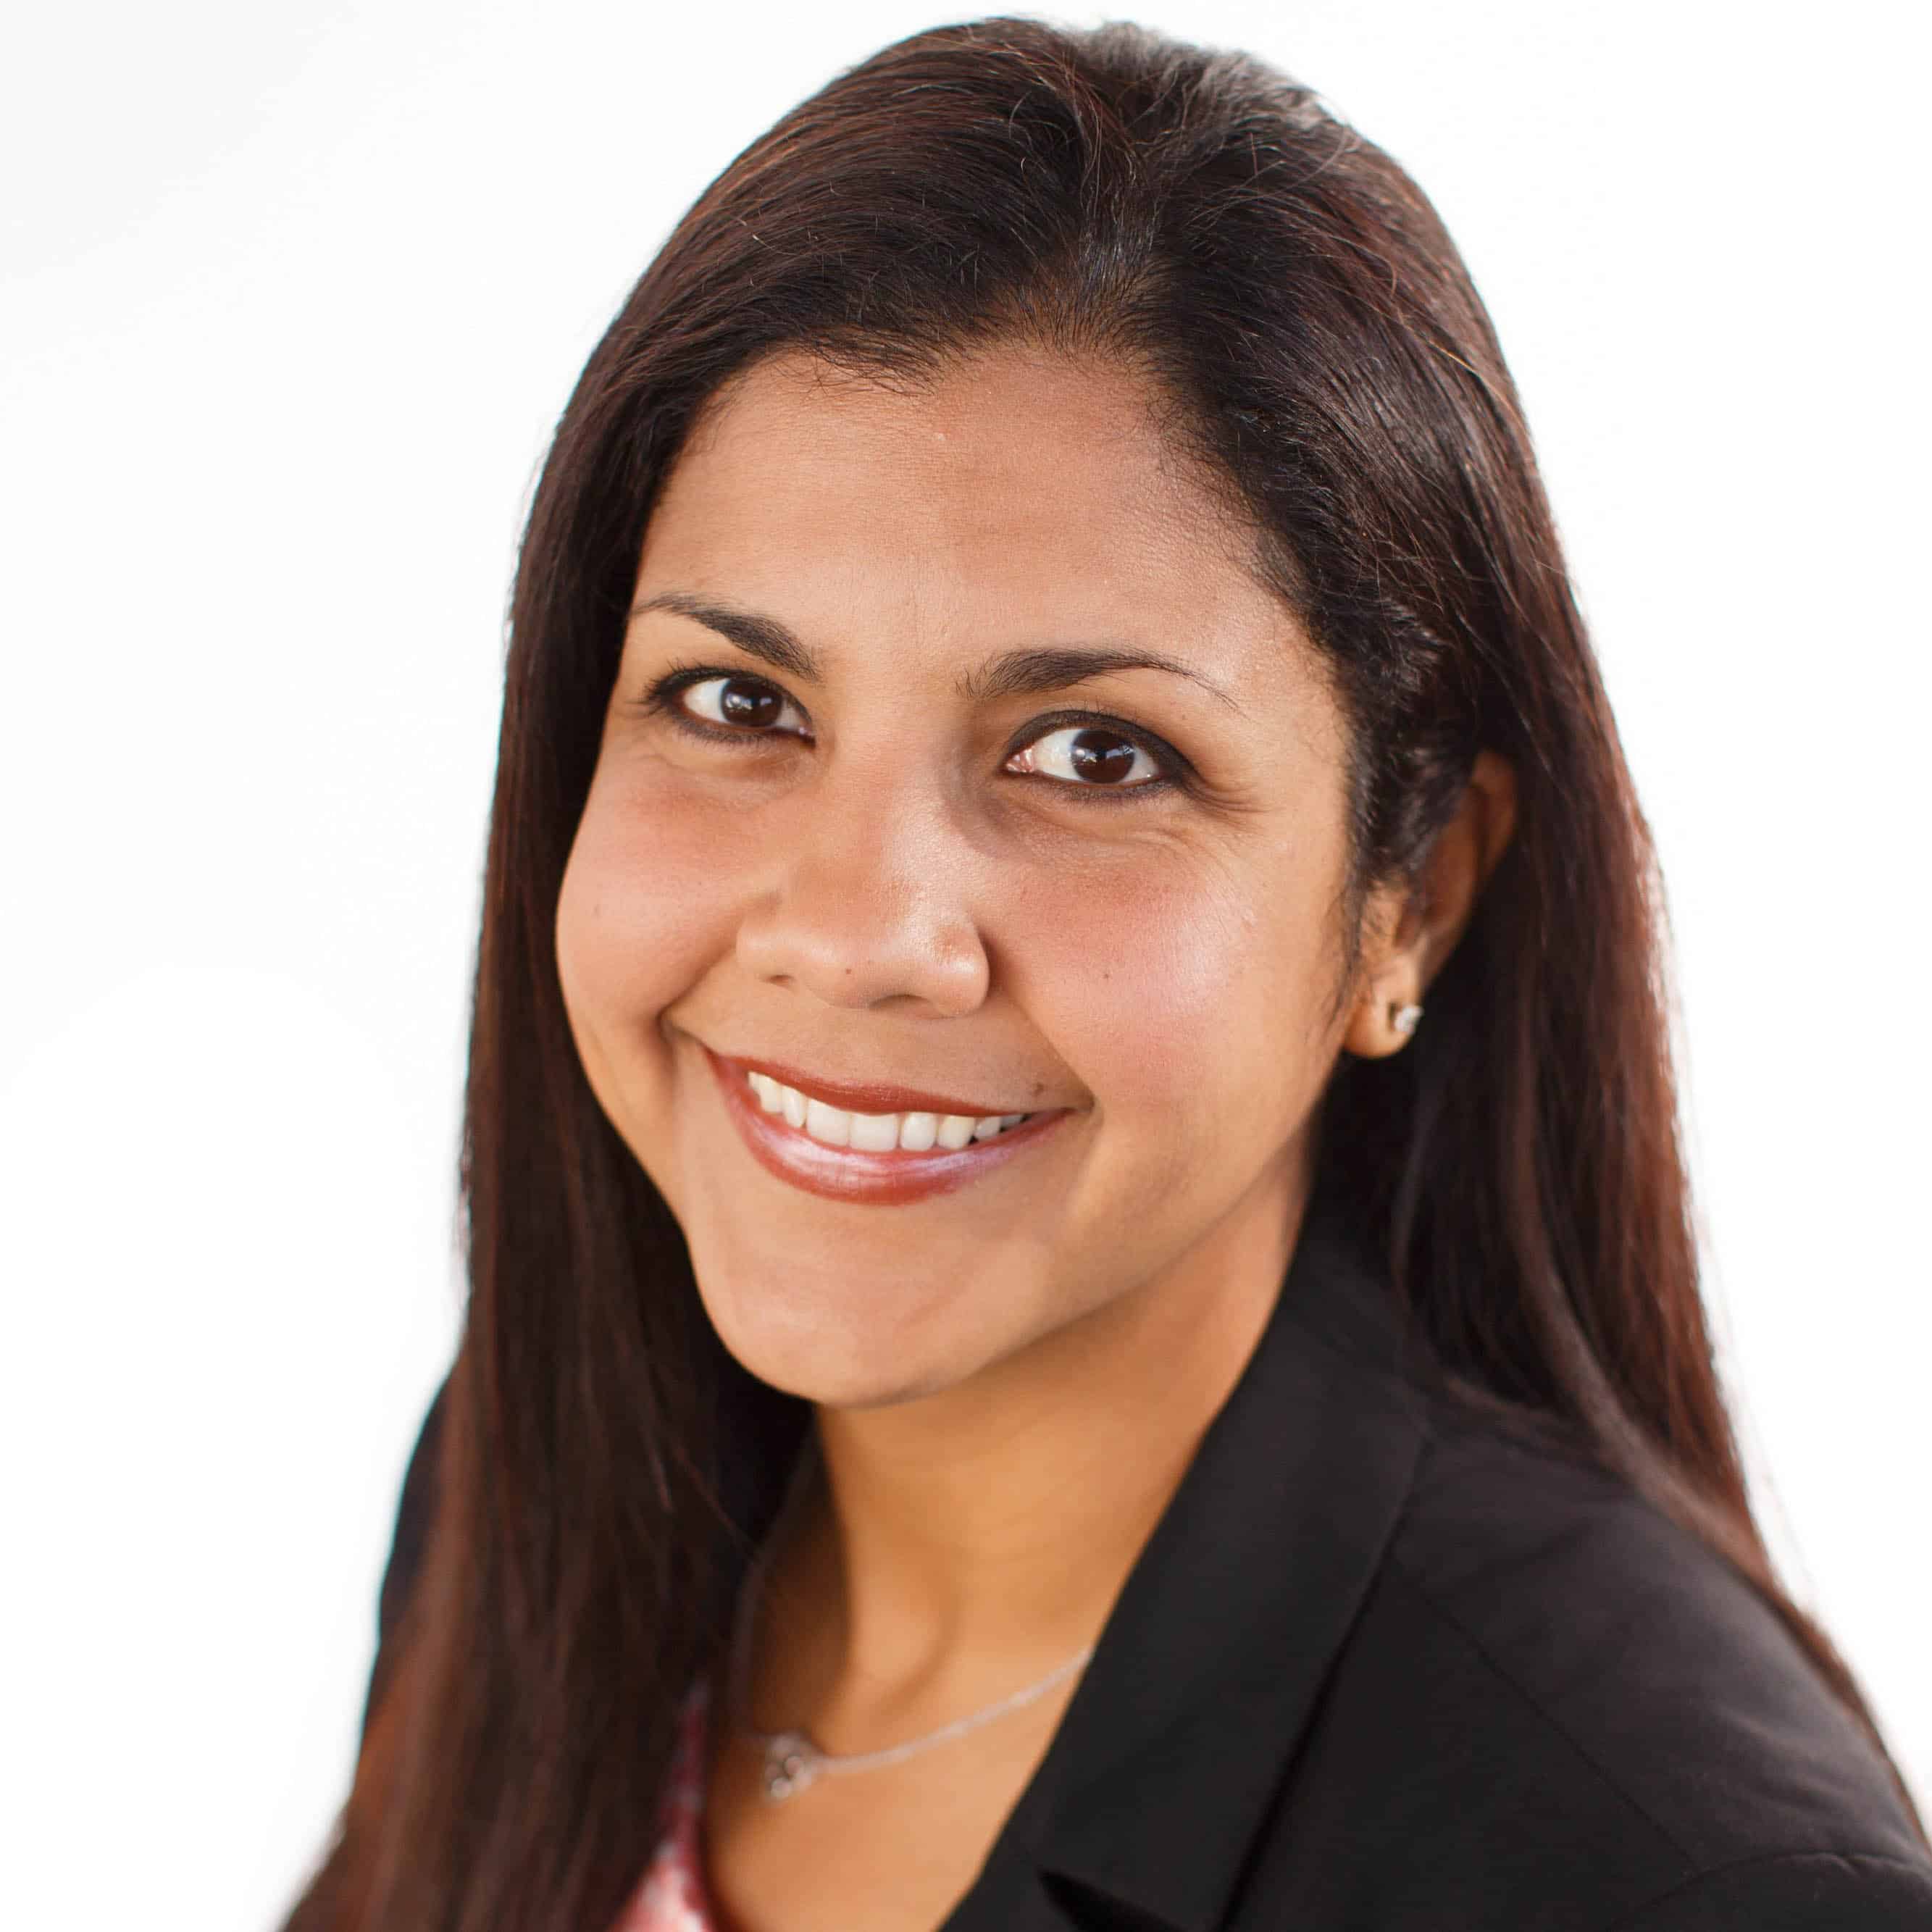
[{"left": 635, "top": 661, "right": 1192, "bottom": 805}]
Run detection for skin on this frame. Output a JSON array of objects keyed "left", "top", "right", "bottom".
[{"left": 554, "top": 343, "right": 1515, "bottom": 1931}]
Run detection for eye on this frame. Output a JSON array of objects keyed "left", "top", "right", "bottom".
[
  {"left": 648, "top": 669, "right": 813, "bottom": 743},
  {"left": 1005, "top": 721, "right": 1170, "bottom": 795},
  {"left": 640, "top": 669, "right": 1184, "bottom": 803}
]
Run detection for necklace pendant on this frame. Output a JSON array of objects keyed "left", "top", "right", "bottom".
[{"left": 760, "top": 1730, "right": 822, "bottom": 1802}]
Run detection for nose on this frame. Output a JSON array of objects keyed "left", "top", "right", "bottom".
[{"left": 733, "top": 762, "right": 991, "bottom": 1016}]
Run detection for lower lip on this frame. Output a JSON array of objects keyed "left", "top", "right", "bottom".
[{"left": 703, "top": 1046, "right": 1069, "bottom": 1205}]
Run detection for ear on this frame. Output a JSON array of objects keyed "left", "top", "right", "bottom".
[{"left": 1342, "top": 750, "right": 1518, "bottom": 1060}]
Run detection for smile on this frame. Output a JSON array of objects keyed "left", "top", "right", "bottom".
[
  {"left": 749, "top": 1063, "right": 1035, "bottom": 1150},
  {"left": 703, "top": 1045, "right": 1069, "bottom": 1205}
]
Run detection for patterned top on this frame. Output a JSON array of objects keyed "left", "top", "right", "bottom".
[{"left": 611, "top": 1679, "right": 735, "bottom": 1932}]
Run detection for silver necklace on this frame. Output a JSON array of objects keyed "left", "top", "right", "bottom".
[{"left": 724, "top": 1439, "right": 1097, "bottom": 1803}]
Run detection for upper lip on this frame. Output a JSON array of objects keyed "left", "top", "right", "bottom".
[{"left": 711, "top": 1047, "right": 1047, "bottom": 1120}]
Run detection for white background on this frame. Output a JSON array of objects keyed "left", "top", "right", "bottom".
[{"left": 4, "top": 3, "right": 1926, "bottom": 1925}]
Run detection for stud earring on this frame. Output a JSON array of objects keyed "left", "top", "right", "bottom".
[{"left": 1389, "top": 1000, "right": 1422, "bottom": 1039}]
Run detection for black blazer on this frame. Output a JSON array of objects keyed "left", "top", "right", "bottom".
[{"left": 365, "top": 1189, "right": 1932, "bottom": 1930}]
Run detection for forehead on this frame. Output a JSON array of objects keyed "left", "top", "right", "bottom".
[{"left": 635, "top": 346, "right": 1321, "bottom": 704}]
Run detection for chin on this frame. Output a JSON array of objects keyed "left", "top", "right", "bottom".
[{"left": 689, "top": 1250, "right": 997, "bottom": 1410}]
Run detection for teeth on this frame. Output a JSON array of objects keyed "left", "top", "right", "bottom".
[
  {"left": 848, "top": 1109, "right": 899, "bottom": 1153},
  {"left": 746, "top": 1071, "right": 1030, "bottom": 1153}
]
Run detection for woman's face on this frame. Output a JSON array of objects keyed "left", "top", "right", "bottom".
[{"left": 556, "top": 345, "right": 1384, "bottom": 1410}]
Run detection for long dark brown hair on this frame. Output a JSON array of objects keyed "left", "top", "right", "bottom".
[{"left": 283, "top": 16, "right": 1923, "bottom": 1928}]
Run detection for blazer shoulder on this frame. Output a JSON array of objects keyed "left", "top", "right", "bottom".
[
  {"left": 1382, "top": 1404, "right": 1927, "bottom": 1877},
  {"left": 1604, "top": 1852, "right": 1932, "bottom": 1931}
]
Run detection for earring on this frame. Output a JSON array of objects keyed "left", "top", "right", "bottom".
[{"left": 1389, "top": 1000, "right": 1422, "bottom": 1039}]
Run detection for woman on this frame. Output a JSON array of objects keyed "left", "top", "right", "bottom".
[{"left": 283, "top": 17, "right": 1932, "bottom": 1932}]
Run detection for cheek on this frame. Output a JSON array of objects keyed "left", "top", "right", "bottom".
[
  {"left": 554, "top": 767, "right": 740, "bottom": 1052},
  {"left": 1011, "top": 846, "right": 1336, "bottom": 1160}
]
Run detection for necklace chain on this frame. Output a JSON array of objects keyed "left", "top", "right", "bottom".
[{"left": 724, "top": 1437, "right": 1098, "bottom": 1803}]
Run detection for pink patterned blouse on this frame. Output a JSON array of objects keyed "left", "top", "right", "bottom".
[{"left": 611, "top": 1679, "right": 737, "bottom": 1932}]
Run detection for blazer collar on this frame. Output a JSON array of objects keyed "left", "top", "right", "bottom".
[{"left": 948, "top": 1179, "right": 1435, "bottom": 1932}]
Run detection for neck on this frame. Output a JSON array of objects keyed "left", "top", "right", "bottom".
[{"left": 748, "top": 1176, "right": 1311, "bottom": 1731}]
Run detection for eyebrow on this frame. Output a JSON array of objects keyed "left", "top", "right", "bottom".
[{"left": 630, "top": 591, "right": 1247, "bottom": 716}]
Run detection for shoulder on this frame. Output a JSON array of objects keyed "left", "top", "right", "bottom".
[
  {"left": 1267, "top": 1399, "right": 1932, "bottom": 1928},
  {"left": 1387, "top": 1408, "right": 1920, "bottom": 1865},
  {"left": 1595, "top": 1854, "right": 1932, "bottom": 1931}
]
